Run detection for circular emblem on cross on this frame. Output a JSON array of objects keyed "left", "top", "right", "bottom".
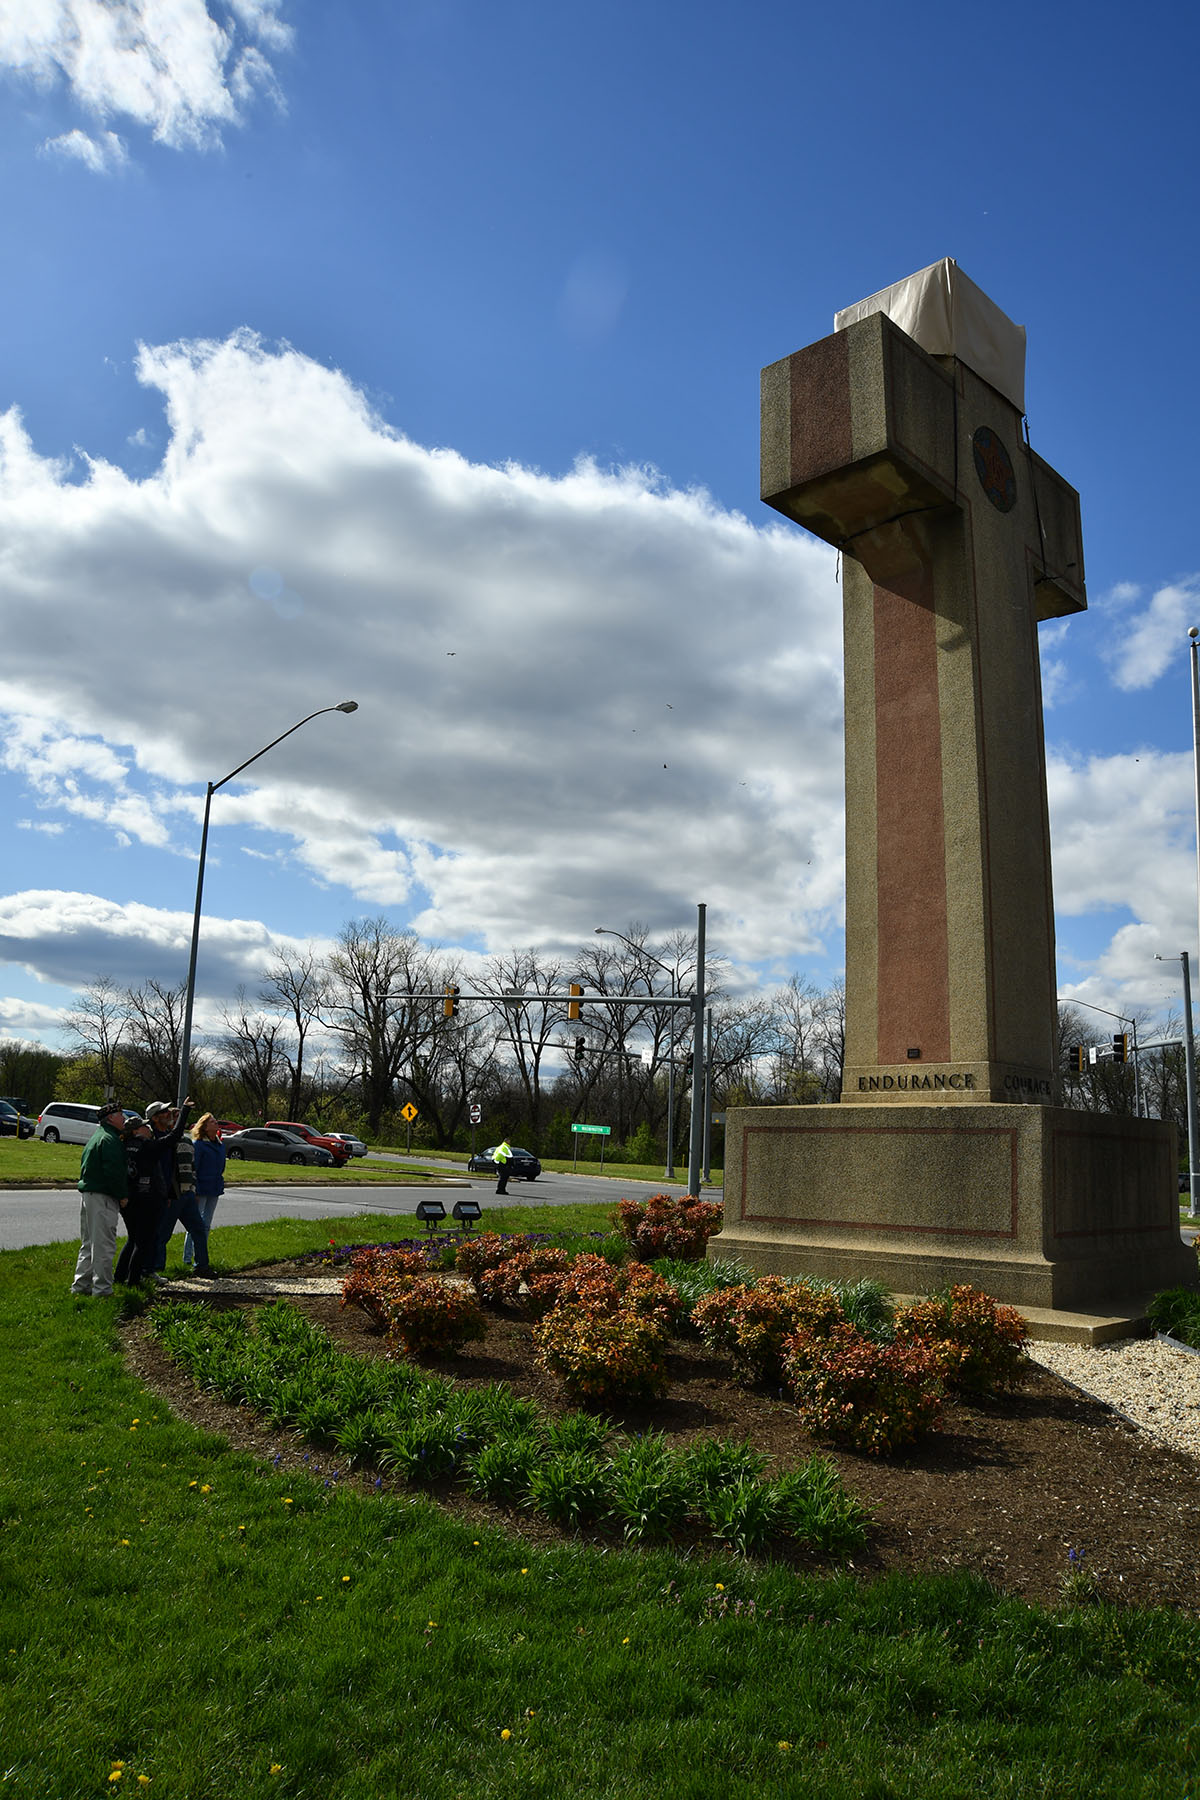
[{"left": 972, "top": 426, "right": 1017, "bottom": 513}]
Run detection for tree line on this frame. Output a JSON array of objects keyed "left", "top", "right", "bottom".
[
  {"left": 14, "top": 928, "right": 1186, "bottom": 1161},
  {"left": 41, "top": 918, "right": 847, "bottom": 1154}
]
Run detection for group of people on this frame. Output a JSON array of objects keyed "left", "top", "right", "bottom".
[{"left": 70, "top": 1099, "right": 228, "bottom": 1299}]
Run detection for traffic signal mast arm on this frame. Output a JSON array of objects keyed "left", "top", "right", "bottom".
[{"left": 395, "top": 990, "right": 700, "bottom": 1010}]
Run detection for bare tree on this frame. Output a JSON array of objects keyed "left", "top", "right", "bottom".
[
  {"left": 220, "top": 989, "right": 287, "bottom": 1122},
  {"left": 63, "top": 976, "right": 128, "bottom": 1099},
  {"left": 482, "top": 949, "right": 571, "bottom": 1135},
  {"left": 123, "top": 980, "right": 190, "bottom": 1103},
  {"left": 260, "top": 948, "right": 328, "bottom": 1119},
  {"left": 324, "top": 919, "right": 444, "bottom": 1135}
]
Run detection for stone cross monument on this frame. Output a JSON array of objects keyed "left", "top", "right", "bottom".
[{"left": 717, "top": 261, "right": 1192, "bottom": 1334}]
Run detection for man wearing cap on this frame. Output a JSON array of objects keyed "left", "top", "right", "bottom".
[
  {"left": 144, "top": 1099, "right": 211, "bottom": 1276},
  {"left": 70, "top": 1101, "right": 129, "bottom": 1297}
]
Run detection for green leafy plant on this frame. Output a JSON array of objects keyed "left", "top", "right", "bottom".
[
  {"left": 772, "top": 1457, "right": 869, "bottom": 1553},
  {"left": 379, "top": 1415, "right": 468, "bottom": 1484},
  {"left": 677, "top": 1435, "right": 768, "bottom": 1501},
  {"left": 464, "top": 1434, "right": 540, "bottom": 1505},
  {"left": 702, "top": 1478, "right": 783, "bottom": 1556},
  {"left": 609, "top": 1431, "right": 692, "bottom": 1543},
  {"left": 526, "top": 1449, "right": 614, "bottom": 1528},
  {"left": 1147, "top": 1285, "right": 1200, "bottom": 1348},
  {"left": 893, "top": 1284, "right": 1028, "bottom": 1392}
]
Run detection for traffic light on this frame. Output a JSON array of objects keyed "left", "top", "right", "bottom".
[
  {"left": 1067, "top": 1046, "right": 1085, "bottom": 1075},
  {"left": 574, "top": 1035, "right": 585, "bottom": 1066},
  {"left": 443, "top": 984, "right": 459, "bottom": 1019},
  {"left": 568, "top": 982, "right": 582, "bottom": 1021},
  {"left": 1112, "top": 1032, "right": 1129, "bottom": 1065}
]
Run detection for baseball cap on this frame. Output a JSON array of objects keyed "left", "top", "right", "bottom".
[{"left": 144, "top": 1100, "right": 175, "bottom": 1119}]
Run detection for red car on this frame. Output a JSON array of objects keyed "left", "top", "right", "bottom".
[{"left": 264, "top": 1121, "right": 350, "bottom": 1166}]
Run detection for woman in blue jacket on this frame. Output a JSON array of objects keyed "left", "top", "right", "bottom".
[{"left": 186, "top": 1112, "right": 227, "bottom": 1269}]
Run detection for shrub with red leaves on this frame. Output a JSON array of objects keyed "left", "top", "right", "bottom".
[
  {"left": 486, "top": 1246, "right": 571, "bottom": 1313},
  {"left": 893, "top": 1284, "right": 1028, "bottom": 1393},
  {"left": 454, "top": 1232, "right": 523, "bottom": 1296},
  {"left": 531, "top": 1304, "right": 670, "bottom": 1405},
  {"left": 382, "top": 1275, "right": 488, "bottom": 1356},
  {"left": 340, "top": 1246, "right": 435, "bottom": 1329},
  {"left": 612, "top": 1193, "right": 723, "bottom": 1262},
  {"left": 693, "top": 1277, "right": 846, "bottom": 1384},
  {"left": 784, "top": 1322, "right": 944, "bottom": 1455}
]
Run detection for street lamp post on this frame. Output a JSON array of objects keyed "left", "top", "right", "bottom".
[
  {"left": 175, "top": 702, "right": 359, "bottom": 1107},
  {"left": 593, "top": 926, "right": 680, "bottom": 1179}
]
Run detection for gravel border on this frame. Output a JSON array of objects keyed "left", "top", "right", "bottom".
[{"left": 1032, "top": 1337, "right": 1200, "bottom": 1462}]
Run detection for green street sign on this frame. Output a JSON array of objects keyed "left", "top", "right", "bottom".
[{"left": 571, "top": 1123, "right": 611, "bottom": 1136}]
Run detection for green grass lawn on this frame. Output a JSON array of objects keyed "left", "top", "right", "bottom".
[
  {"left": 3, "top": 1206, "right": 1200, "bottom": 1798},
  {"left": 0, "top": 1138, "right": 453, "bottom": 1187}
]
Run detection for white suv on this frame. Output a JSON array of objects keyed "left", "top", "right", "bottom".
[{"left": 37, "top": 1102, "right": 109, "bottom": 1145}]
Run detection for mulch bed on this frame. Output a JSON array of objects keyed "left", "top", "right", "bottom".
[{"left": 121, "top": 1262, "right": 1200, "bottom": 1615}]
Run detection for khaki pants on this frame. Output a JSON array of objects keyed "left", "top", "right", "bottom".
[{"left": 71, "top": 1191, "right": 122, "bottom": 1297}]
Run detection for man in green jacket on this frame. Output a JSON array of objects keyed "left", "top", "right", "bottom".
[
  {"left": 71, "top": 1101, "right": 129, "bottom": 1298},
  {"left": 493, "top": 1135, "right": 514, "bottom": 1195}
]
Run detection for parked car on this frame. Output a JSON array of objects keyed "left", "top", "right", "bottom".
[
  {"left": 35, "top": 1102, "right": 143, "bottom": 1143},
  {"left": 223, "top": 1127, "right": 336, "bottom": 1167},
  {"left": 0, "top": 1101, "right": 35, "bottom": 1140},
  {"left": 36, "top": 1101, "right": 106, "bottom": 1145},
  {"left": 264, "top": 1121, "right": 351, "bottom": 1165},
  {"left": 0, "top": 1095, "right": 30, "bottom": 1117},
  {"left": 326, "top": 1132, "right": 367, "bottom": 1157},
  {"left": 215, "top": 1119, "right": 247, "bottom": 1138},
  {"left": 466, "top": 1144, "right": 542, "bottom": 1181}
]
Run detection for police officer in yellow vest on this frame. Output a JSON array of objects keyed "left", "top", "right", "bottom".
[{"left": 493, "top": 1136, "right": 514, "bottom": 1195}]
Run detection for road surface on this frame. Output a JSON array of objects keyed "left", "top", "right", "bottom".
[{"left": 0, "top": 1158, "right": 716, "bottom": 1253}]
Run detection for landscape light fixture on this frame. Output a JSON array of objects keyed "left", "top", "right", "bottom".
[
  {"left": 452, "top": 1199, "right": 484, "bottom": 1231},
  {"left": 174, "top": 702, "right": 359, "bottom": 1107},
  {"left": 415, "top": 1200, "right": 447, "bottom": 1233}
]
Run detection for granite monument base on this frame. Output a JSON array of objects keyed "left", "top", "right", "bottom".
[{"left": 715, "top": 1102, "right": 1195, "bottom": 1316}]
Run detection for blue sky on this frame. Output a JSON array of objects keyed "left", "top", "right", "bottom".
[{"left": 1, "top": 0, "right": 1198, "bottom": 1054}]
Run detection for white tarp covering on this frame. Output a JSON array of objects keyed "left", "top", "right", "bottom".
[{"left": 834, "top": 258, "right": 1026, "bottom": 413}]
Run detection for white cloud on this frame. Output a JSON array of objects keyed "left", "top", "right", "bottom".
[
  {"left": 0, "top": 995, "right": 67, "bottom": 1037},
  {"left": 3, "top": 328, "right": 1193, "bottom": 1029},
  {"left": 1047, "top": 745, "right": 1200, "bottom": 1014},
  {"left": 40, "top": 126, "right": 128, "bottom": 171},
  {"left": 0, "top": 889, "right": 321, "bottom": 1013},
  {"left": 0, "top": 0, "right": 291, "bottom": 157},
  {"left": 0, "top": 330, "right": 843, "bottom": 976},
  {"left": 1101, "top": 577, "right": 1200, "bottom": 692}
]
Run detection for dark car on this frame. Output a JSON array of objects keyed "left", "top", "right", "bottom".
[
  {"left": 0, "top": 1101, "right": 35, "bottom": 1140},
  {"left": 222, "top": 1126, "right": 336, "bottom": 1168},
  {"left": 264, "top": 1120, "right": 350, "bottom": 1165},
  {"left": 467, "top": 1144, "right": 542, "bottom": 1181}
]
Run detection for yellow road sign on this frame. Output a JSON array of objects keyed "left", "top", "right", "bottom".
[{"left": 401, "top": 1103, "right": 418, "bottom": 1122}]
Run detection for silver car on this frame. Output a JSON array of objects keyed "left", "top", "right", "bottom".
[
  {"left": 327, "top": 1132, "right": 367, "bottom": 1157},
  {"left": 222, "top": 1126, "right": 336, "bottom": 1167}
]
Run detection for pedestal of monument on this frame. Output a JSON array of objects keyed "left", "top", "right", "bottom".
[{"left": 716, "top": 1102, "right": 1194, "bottom": 1327}]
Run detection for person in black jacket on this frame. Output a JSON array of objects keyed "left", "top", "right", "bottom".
[
  {"left": 144, "top": 1099, "right": 212, "bottom": 1275},
  {"left": 115, "top": 1118, "right": 165, "bottom": 1284}
]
